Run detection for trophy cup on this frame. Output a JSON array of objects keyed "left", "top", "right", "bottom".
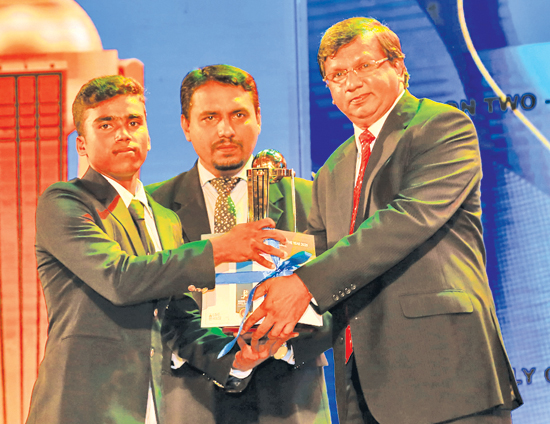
[
  {"left": 200, "top": 149, "right": 322, "bottom": 329},
  {"left": 247, "top": 149, "right": 297, "bottom": 232}
]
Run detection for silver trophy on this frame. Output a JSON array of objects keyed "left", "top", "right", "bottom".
[{"left": 247, "top": 149, "right": 297, "bottom": 232}]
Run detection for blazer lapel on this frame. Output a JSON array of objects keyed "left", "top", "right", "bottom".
[
  {"left": 147, "top": 194, "right": 181, "bottom": 250},
  {"left": 173, "top": 164, "right": 211, "bottom": 242},
  {"left": 268, "top": 182, "right": 284, "bottom": 227},
  {"left": 333, "top": 136, "right": 357, "bottom": 238},
  {"left": 354, "top": 91, "right": 419, "bottom": 230},
  {"left": 80, "top": 168, "right": 146, "bottom": 255}
]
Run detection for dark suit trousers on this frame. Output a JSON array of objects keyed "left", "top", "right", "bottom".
[
  {"left": 344, "top": 354, "right": 512, "bottom": 424},
  {"left": 345, "top": 354, "right": 379, "bottom": 424}
]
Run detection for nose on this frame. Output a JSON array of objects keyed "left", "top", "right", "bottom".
[
  {"left": 217, "top": 117, "right": 236, "bottom": 138},
  {"left": 115, "top": 125, "right": 131, "bottom": 141},
  {"left": 344, "top": 69, "right": 363, "bottom": 91}
]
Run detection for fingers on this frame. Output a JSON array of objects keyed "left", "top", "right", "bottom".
[
  {"left": 255, "top": 240, "right": 286, "bottom": 259},
  {"left": 249, "top": 315, "right": 274, "bottom": 342},
  {"left": 258, "top": 228, "right": 287, "bottom": 244},
  {"left": 255, "top": 218, "right": 276, "bottom": 229},
  {"left": 236, "top": 336, "right": 247, "bottom": 350},
  {"left": 252, "top": 282, "right": 268, "bottom": 300},
  {"left": 242, "top": 306, "right": 267, "bottom": 335},
  {"left": 252, "top": 252, "right": 276, "bottom": 269},
  {"left": 265, "top": 337, "right": 286, "bottom": 356}
]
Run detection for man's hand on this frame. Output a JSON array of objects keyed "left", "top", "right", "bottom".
[
  {"left": 241, "top": 274, "right": 312, "bottom": 341},
  {"left": 232, "top": 335, "right": 293, "bottom": 371},
  {"left": 210, "top": 218, "right": 287, "bottom": 268}
]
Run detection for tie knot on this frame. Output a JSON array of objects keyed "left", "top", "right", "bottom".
[
  {"left": 128, "top": 199, "right": 145, "bottom": 220},
  {"left": 359, "top": 129, "right": 375, "bottom": 151},
  {"left": 210, "top": 177, "right": 240, "bottom": 195}
]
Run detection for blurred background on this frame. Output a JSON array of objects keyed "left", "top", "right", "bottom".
[{"left": 1, "top": 0, "right": 549, "bottom": 422}]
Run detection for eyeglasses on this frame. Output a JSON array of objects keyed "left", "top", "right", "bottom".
[{"left": 324, "top": 58, "right": 389, "bottom": 84}]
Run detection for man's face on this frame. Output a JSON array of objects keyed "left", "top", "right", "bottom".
[
  {"left": 324, "top": 34, "right": 405, "bottom": 129},
  {"left": 181, "top": 81, "right": 261, "bottom": 177},
  {"left": 76, "top": 94, "right": 150, "bottom": 187}
]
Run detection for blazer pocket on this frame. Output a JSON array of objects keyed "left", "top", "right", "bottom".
[{"left": 399, "top": 290, "right": 474, "bottom": 318}]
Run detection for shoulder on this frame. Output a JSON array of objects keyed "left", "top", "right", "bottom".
[
  {"left": 317, "top": 134, "right": 355, "bottom": 177},
  {"left": 38, "top": 178, "right": 91, "bottom": 205},
  {"left": 415, "top": 97, "right": 474, "bottom": 127},
  {"left": 294, "top": 177, "right": 313, "bottom": 200},
  {"left": 274, "top": 176, "right": 312, "bottom": 202},
  {"left": 146, "top": 171, "right": 190, "bottom": 204},
  {"left": 148, "top": 195, "right": 182, "bottom": 227}
]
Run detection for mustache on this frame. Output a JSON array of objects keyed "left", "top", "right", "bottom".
[{"left": 213, "top": 138, "right": 243, "bottom": 149}]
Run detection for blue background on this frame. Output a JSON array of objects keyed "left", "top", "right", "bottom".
[{"left": 73, "top": 1, "right": 550, "bottom": 422}]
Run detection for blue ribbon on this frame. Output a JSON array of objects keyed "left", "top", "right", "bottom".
[{"left": 217, "top": 250, "right": 312, "bottom": 359}]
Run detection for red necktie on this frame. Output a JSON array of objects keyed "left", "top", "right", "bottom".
[{"left": 346, "top": 129, "right": 375, "bottom": 363}]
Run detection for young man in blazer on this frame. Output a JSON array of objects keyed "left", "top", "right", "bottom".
[
  {"left": 147, "top": 64, "right": 332, "bottom": 424},
  {"left": 243, "top": 18, "right": 523, "bottom": 424},
  {"left": 27, "top": 75, "right": 289, "bottom": 424}
]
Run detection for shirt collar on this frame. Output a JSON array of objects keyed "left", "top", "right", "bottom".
[
  {"left": 197, "top": 155, "right": 253, "bottom": 188},
  {"left": 101, "top": 174, "right": 148, "bottom": 208},
  {"left": 353, "top": 90, "right": 405, "bottom": 144}
]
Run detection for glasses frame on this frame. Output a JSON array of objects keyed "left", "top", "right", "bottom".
[{"left": 324, "top": 57, "right": 389, "bottom": 85}]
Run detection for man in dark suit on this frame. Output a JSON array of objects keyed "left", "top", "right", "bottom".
[
  {"left": 26, "top": 75, "right": 289, "bottom": 424},
  {"left": 147, "top": 64, "right": 332, "bottom": 424},
  {"left": 243, "top": 18, "right": 523, "bottom": 424}
]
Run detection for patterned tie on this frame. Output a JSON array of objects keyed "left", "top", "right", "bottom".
[
  {"left": 210, "top": 177, "right": 240, "bottom": 233},
  {"left": 346, "top": 128, "right": 376, "bottom": 363},
  {"left": 128, "top": 199, "right": 156, "bottom": 254}
]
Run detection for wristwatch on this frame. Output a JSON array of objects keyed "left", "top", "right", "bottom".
[{"left": 273, "top": 343, "right": 288, "bottom": 360}]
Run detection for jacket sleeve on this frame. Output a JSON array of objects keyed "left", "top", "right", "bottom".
[
  {"left": 296, "top": 107, "right": 481, "bottom": 313},
  {"left": 35, "top": 185, "right": 215, "bottom": 306},
  {"left": 162, "top": 295, "right": 253, "bottom": 392}
]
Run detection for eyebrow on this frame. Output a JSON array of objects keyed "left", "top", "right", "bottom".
[
  {"left": 198, "top": 110, "right": 219, "bottom": 116},
  {"left": 93, "top": 113, "right": 144, "bottom": 124},
  {"left": 94, "top": 116, "right": 114, "bottom": 123}
]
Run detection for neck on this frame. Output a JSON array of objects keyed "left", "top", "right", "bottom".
[{"left": 92, "top": 167, "right": 139, "bottom": 195}]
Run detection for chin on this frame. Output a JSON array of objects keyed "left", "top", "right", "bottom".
[{"left": 214, "top": 159, "right": 245, "bottom": 172}]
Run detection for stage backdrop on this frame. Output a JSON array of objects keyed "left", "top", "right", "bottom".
[{"left": 1, "top": 0, "right": 549, "bottom": 423}]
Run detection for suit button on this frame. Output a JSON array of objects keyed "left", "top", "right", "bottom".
[
  {"left": 350, "top": 283, "right": 357, "bottom": 290},
  {"left": 150, "top": 348, "right": 155, "bottom": 357},
  {"left": 339, "top": 337, "right": 344, "bottom": 344},
  {"left": 332, "top": 294, "right": 339, "bottom": 301},
  {"left": 154, "top": 308, "right": 158, "bottom": 317},
  {"left": 345, "top": 287, "right": 351, "bottom": 295}
]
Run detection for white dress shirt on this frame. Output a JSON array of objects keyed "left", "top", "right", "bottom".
[{"left": 101, "top": 174, "right": 160, "bottom": 424}]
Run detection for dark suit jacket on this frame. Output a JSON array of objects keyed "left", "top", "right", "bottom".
[
  {"left": 27, "top": 168, "right": 238, "bottom": 424},
  {"left": 147, "top": 164, "right": 332, "bottom": 424},
  {"left": 296, "top": 91, "right": 522, "bottom": 424}
]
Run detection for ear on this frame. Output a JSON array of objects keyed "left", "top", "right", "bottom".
[
  {"left": 256, "top": 107, "right": 262, "bottom": 133},
  {"left": 76, "top": 135, "right": 87, "bottom": 157},
  {"left": 393, "top": 59, "right": 406, "bottom": 81},
  {"left": 180, "top": 115, "right": 191, "bottom": 142}
]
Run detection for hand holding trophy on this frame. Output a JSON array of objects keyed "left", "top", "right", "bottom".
[{"left": 202, "top": 149, "right": 322, "bottom": 359}]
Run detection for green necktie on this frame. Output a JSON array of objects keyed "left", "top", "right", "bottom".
[
  {"left": 128, "top": 199, "right": 164, "bottom": 420},
  {"left": 128, "top": 199, "right": 155, "bottom": 254}
]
